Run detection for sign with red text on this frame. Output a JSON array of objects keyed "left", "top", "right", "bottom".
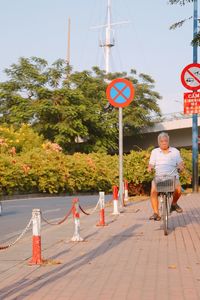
[{"left": 184, "top": 91, "right": 200, "bottom": 114}]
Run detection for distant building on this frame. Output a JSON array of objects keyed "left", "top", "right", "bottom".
[{"left": 124, "top": 113, "right": 200, "bottom": 152}]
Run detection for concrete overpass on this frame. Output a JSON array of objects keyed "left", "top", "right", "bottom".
[{"left": 124, "top": 113, "right": 200, "bottom": 152}]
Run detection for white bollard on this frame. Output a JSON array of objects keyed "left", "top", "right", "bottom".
[
  {"left": 124, "top": 180, "right": 129, "bottom": 202},
  {"left": 112, "top": 186, "right": 120, "bottom": 215},
  {"left": 29, "top": 208, "right": 43, "bottom": 265},
  {"left": 97, "top": 192, "right": 106, "bottom": 226},
  {"left": 71, "top": 198, "right": 83, "bottom": 242}
]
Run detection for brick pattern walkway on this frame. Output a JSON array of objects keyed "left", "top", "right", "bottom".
[{"left": 0, "top": 193, "right": 200, "bottom": 300}]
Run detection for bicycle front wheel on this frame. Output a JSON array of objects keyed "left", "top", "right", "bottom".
[{"left": 162, "top": 195, "right": 168, "bottom": 235}]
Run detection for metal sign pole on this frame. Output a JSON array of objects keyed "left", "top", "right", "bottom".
[
  {"left": 192, "top": 0, "right": 199, "bottom": 192},
  {"left": 106, "top": 78, "right": 135, "bottom": 206},
  {"left": 119, "top": 107, "right": 124, "bottom": 207}
]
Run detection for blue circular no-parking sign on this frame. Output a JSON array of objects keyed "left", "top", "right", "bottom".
[{"left": 106, "top": 78, "right": 135, "bottom": 108}]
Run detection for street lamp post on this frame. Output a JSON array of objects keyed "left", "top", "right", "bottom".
[{"left": 192, "top": 0, "right": 199, "bottom": 192}]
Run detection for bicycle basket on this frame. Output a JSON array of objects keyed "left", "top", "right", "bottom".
[{"left": 155, "top": 176, "right": 175, "bottom": 193}]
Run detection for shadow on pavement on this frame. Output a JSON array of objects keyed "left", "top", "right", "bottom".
[{"left": 0, "top": 223, "right": 142, "bottom": 300}]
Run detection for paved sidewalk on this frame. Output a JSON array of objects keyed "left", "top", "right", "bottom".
[{"left": 0, "top": 193, "right": 200, "bottom": 300}]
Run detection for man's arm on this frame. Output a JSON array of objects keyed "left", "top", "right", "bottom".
[
  {"left": 176, "top": 149, "right": 184, "bottom": 172},
  {"left": 177, "top": 161, "right": 184, "bottom": 172},
  {"left": 148, "top": 164, "right": 154, "bottom": 173},
  {"left": 148, "top": 149, "right": 156, "bottom": 172}
]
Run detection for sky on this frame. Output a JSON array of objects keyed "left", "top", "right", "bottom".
[{"left": 0, "top": 0, "right": 198, "bottom": 115}]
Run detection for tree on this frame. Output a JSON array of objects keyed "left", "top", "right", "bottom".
[
  {"left": 0, "top": 57, "right": 161, "bottom": 153},
  {"left": 169, "top": 0, "right": 200, "bottom": 46}
]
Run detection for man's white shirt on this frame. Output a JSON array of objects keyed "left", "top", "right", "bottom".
[{"left": 149, "top": 147, "right": 183, "bottom": 177}]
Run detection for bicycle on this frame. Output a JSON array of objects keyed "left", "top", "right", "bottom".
[{"left": 154, "top": 172, "right": 176, "bottom": 236}]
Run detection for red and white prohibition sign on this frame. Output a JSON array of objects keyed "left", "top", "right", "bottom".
[{"left": 181, "top": 63, "right": 200, "bottom": 91}]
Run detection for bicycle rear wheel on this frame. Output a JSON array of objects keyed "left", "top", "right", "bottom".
[{"left": 162, "top": 195, "right": 168, "bottom": 235}]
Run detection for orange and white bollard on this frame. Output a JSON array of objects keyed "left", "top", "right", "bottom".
[
  {"left": 124, "top": 180, "right": 129, "bottom": 203},
  {"left": 97, "top": 192, "right": 106, "bottom": 226},
  {"left": 112, "top": 186, "right": 120, "bottom": 215},
  {"left": 71, "top": 198, "right": 83, "bottom": 242},
  {"left": 29, "top": 208, "right": 43, "bottom": 265}
]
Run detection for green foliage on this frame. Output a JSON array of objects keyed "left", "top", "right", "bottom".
[
  {"left": 20, "top": 149, "right": 70, "bottom": 194},
  {"left": 0, "top": 124, "right": 44, "bottom": 153},
  {"left": 169, "top": 0, "right": 200, "bottom": 46},
  {"left": 0, "top": 138, "right": 193, "bottom": 196},
  {"left": 168, "top": 0, "right": 193, "bottom": 5},
  {"left": 124, "top": 149, "right": 153, "bottom": 184},
  {"left": 169, "top": 17, "right": 192, "bottom": 30},
  {"left": 180, "top": 148, "right": 192, "bottom": 185},
  {"left": 66, "top": 153, "right": 118, "bottom": 192},
  {"left": 0, "top": 58, "right": 161, "bottom": 153}
]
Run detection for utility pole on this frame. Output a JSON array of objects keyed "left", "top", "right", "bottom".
[{"left": 192, "top": 0, "right": 199, "bottom": 192}]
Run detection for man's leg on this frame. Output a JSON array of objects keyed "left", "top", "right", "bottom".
[
  {"left": 172, "top": 184, "right": 181, "bottom": 205},
  {"left": 149, "top": 182, "right": 161, "bottom": 220},
  {"left": 150, "top": 186, "right": 159, "bottom": 214},
  {"left": 170, "top": 183, "right": 183, "bottom": 213}
]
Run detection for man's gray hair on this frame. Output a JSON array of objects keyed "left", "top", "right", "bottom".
[{"left": 158, "top": 132, "right": 169, "bottom": 143}]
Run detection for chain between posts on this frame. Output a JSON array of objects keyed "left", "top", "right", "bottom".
[
  {"left": 0, "top": 217, "right": 33, "bottom": 250},
  {"left": 0, "top": 205, "right": 74, "bottom": 250},
  {"left": 78, "top": 198, "right": 101, "bottom": 216}
]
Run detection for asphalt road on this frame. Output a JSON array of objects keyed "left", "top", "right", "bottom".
[{"left": 0, "top": 194, "right": 112, "bottom": 244}]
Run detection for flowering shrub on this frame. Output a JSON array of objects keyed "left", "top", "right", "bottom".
[
  {"left": 0, "top": 125, "right": 194, "bottom": 195},
  {"left": 42, "top": 142, "right": 62, "bottom": 152}
]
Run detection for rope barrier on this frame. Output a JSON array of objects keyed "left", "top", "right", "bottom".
[
  {"left": 79, "top": 204, "right": 90, "bottom": 215},
  {"left": 0, "top": 217, "right": 33, "bottom": 250},
  {"left": 41, "top": 206, "right": 73, "bottom": 226}
]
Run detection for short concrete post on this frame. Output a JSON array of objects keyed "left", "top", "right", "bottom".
[
  {"left": 97, "top": 192, "right": 106, "bottom": 226},
  {"left": 124, "top": 180, "right": 129, "bottom": 202},
  {"left": 112, "top": 186, "right": 120, "bottom": 215},
  {"left": 71, "top": 198, "right": 83, "bottom": 242},
  {"left": 29, "top": 208, "right": 43, "bottom": 265}
]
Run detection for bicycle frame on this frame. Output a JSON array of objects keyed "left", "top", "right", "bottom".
[
  {"left": 158, "top": 191, "right": 173, "bottom": 235},
  {"left": 153, "top": 167, "right": 179, "bottom": 235},
  {"left": 155, "top": 174, "right": 176, "bottom": 236}
]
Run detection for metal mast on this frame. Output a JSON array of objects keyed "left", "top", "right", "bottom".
[
  {"left": 92, "top": 0, "right": 129, "bottom": 207},
  {"left": 67, "top": 17, "right": 71, "bottom": 67},
  {"left": 91, "top": 0, "right": 129, "bottom": 74},
  {"left": 104, "top": 0, "right": 114, "bottom": 73},
  {"left": 91, "top": 1, "right": 129, "bottom": 207}
]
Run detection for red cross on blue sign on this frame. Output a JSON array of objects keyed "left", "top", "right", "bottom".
[{"left": 106, "top": 78, "right": 135, "bottom": 108}]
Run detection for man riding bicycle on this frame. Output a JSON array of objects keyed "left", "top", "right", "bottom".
[{"left": 148, "top": 132, "right": 184, "bottom": 221}]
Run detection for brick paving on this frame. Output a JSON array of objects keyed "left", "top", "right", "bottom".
[{"left": 0, "top": 193, "right": 200, "bottom": 299}]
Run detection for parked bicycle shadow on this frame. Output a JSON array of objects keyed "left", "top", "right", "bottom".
[{"left": 0, "top": 223, "right": 142, "bottom": 300}]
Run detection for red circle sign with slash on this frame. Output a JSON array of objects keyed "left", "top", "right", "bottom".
[
  {"left": 106, "top": 78, "right": 135, "bottom": 108},
  {"left": 181, "top": 63, "right": 200, "bottom": 91}
]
